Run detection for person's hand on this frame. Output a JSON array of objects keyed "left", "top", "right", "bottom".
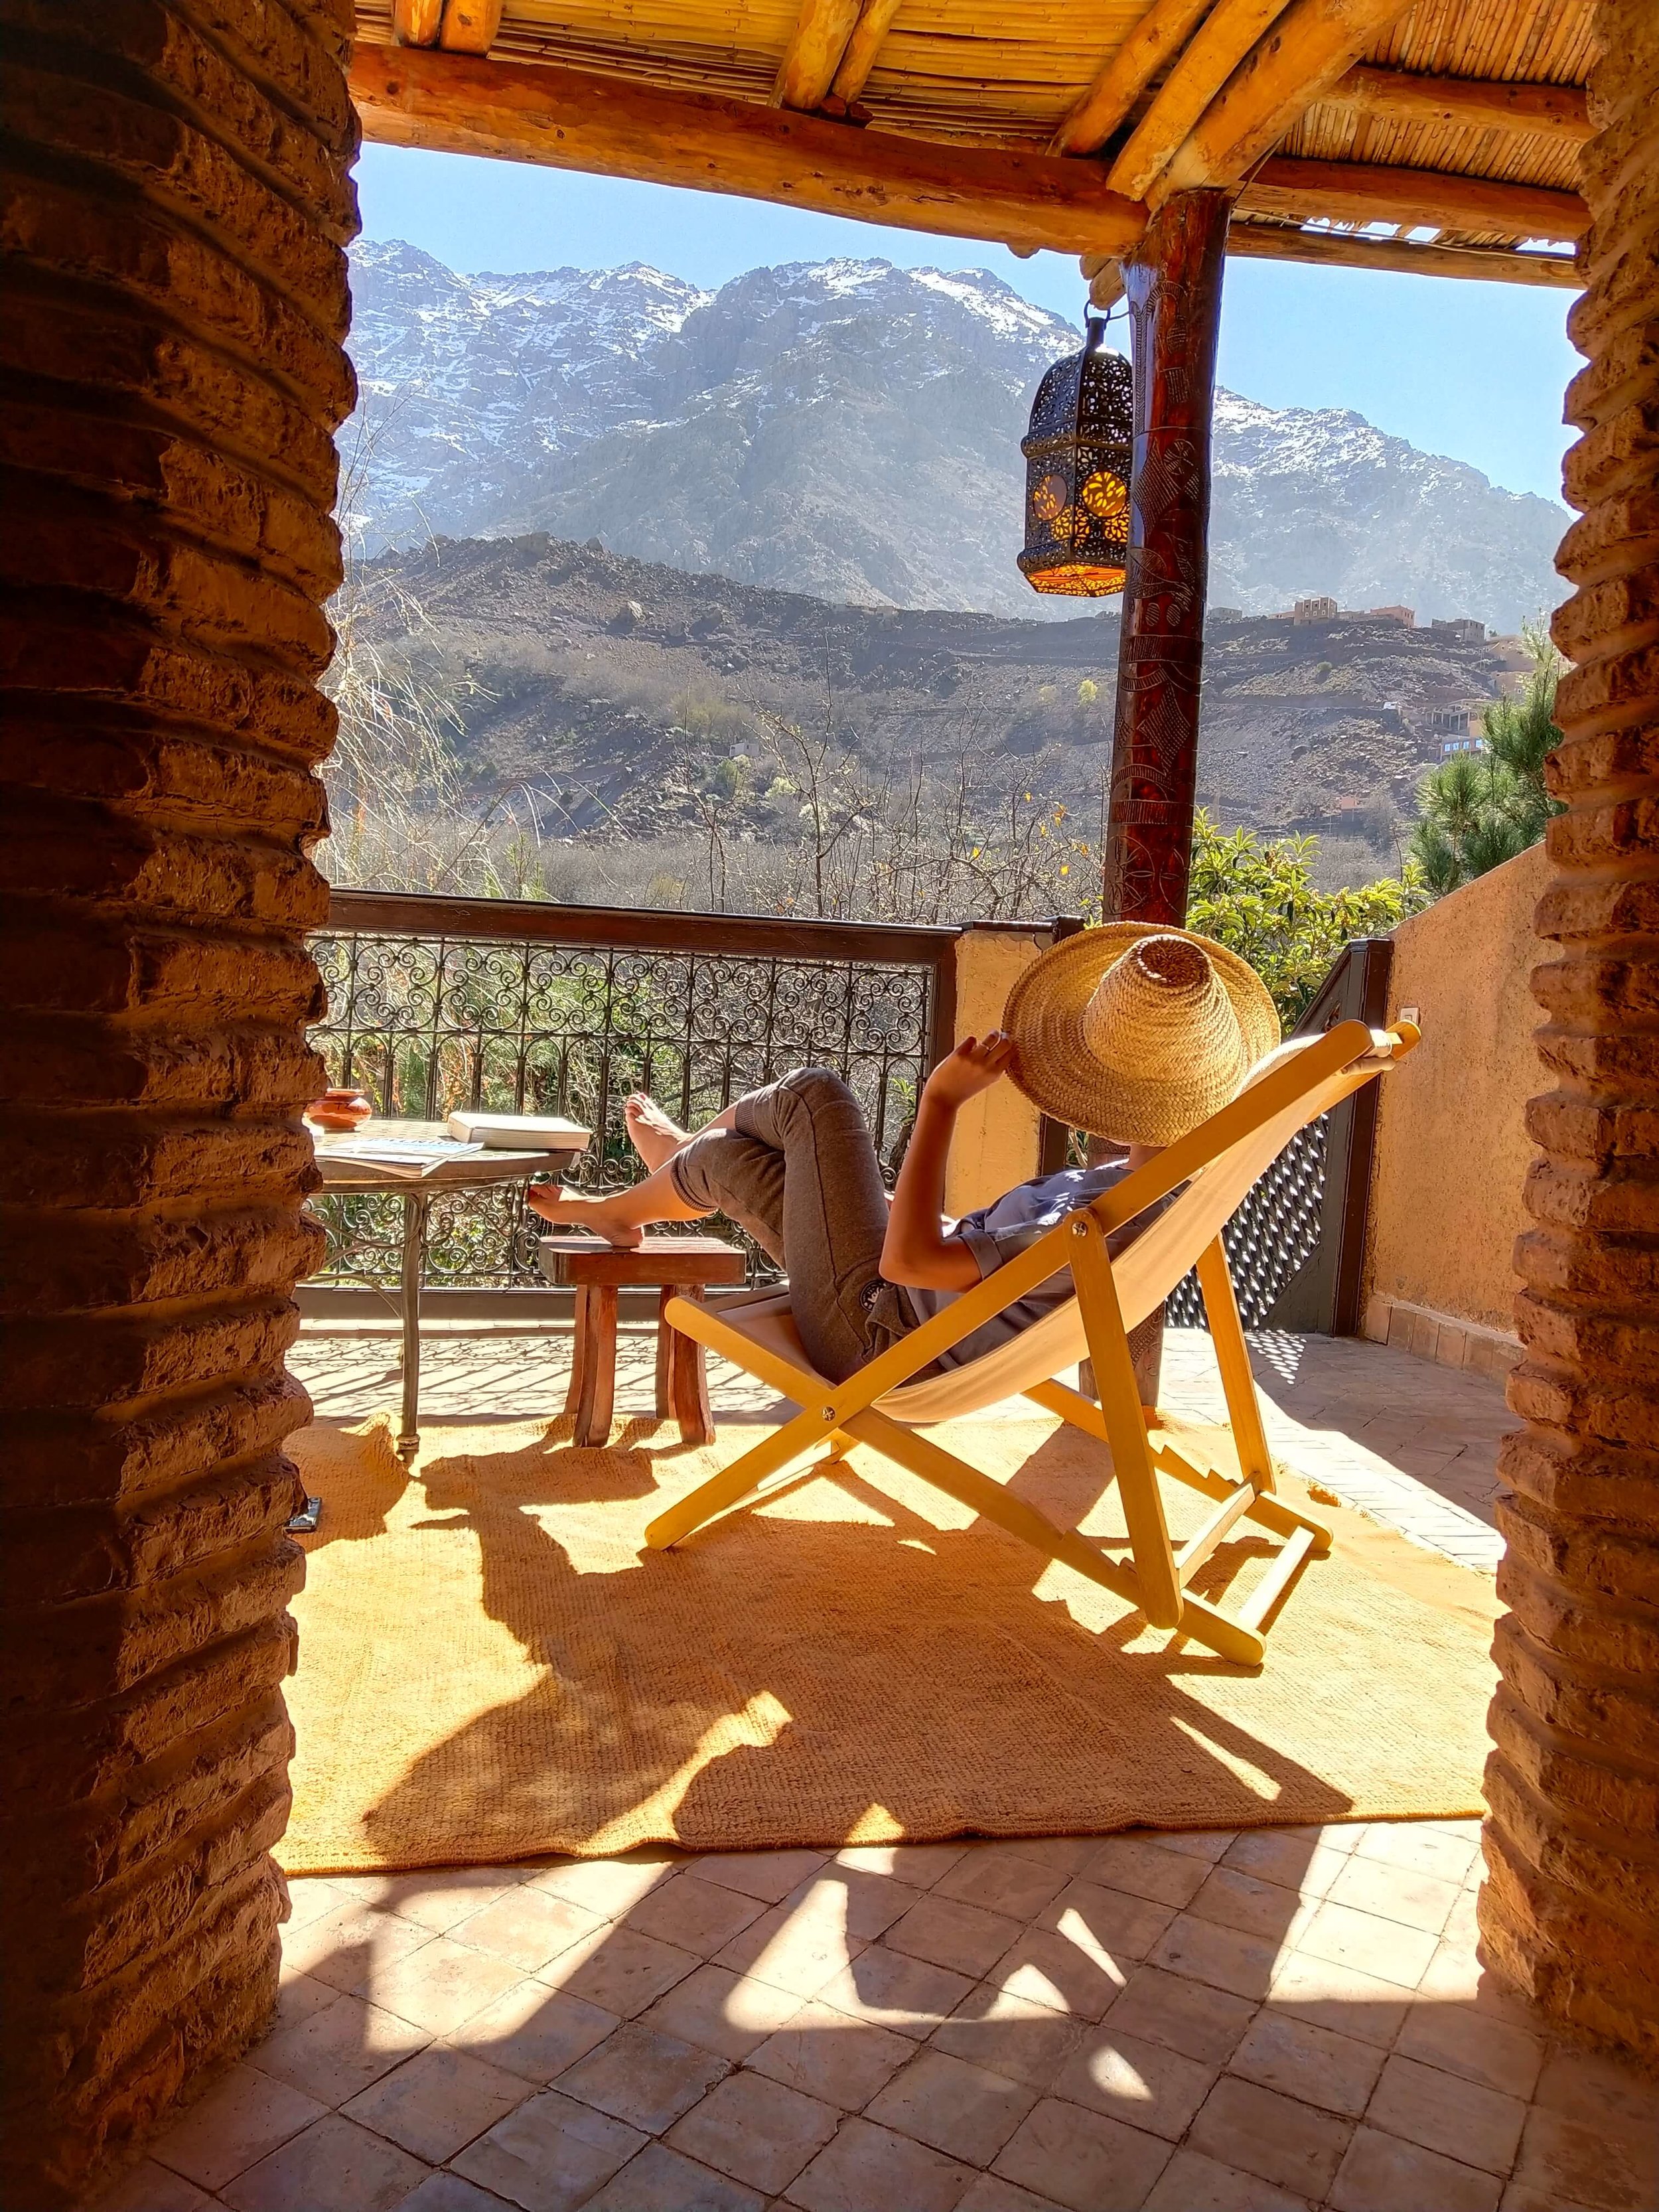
[{"left": 922, "top": 1031, "right": 1015, "bottom": 1111}]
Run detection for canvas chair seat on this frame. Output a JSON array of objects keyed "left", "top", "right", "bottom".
[{"left": 646, "top": 1017, "right": 1419, "bottom": 1666}]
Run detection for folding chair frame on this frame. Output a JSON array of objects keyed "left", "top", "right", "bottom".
[{"left": 642, "top": 1019, "right": 1416, "bottom": 1668}]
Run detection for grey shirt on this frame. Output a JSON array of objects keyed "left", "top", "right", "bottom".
[{"left": 904, "top": 1159, "right": 1150, "bottom": 1369}]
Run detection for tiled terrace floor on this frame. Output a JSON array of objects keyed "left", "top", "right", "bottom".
[
  {"left": 89, "top": 1325, "right": 1646, "bottom": 2212},
  {"left": 94, "top": 1822, "right": 1656, "bottom": 2212}
]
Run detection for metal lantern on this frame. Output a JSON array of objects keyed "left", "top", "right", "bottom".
[{"left": 1017, "top": 311, "right": 1134, "bottom": 597}]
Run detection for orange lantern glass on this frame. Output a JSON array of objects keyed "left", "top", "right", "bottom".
[{"left": 1017, "top": 312, "right": 1133, "bottom": 598}]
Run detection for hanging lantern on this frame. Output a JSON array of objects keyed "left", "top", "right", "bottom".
[{"left": 1017, "top": 311, "right": 1134, "bottom": 598}]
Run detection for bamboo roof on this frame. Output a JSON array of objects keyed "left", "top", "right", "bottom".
[{"left": 352, "top": 0, "right": 1593, "bottom": 287}]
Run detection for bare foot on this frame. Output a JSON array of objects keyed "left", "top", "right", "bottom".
[
  {"left": 624, "top": 1092, "right": 689, "bottom": 1172},
  {"left": 526, "top": 1185, "right": 644, "bottom": 1249}
]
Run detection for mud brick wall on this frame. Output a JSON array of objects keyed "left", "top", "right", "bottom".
[
  {"left": 0, "top": 1, "right": 357, "bottom": 2197},
  {"left": 1480, "top": 0, "right": 1659, "bottom": 2069}
]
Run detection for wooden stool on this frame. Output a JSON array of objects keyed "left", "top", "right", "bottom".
[{"left": 538, "top": 1234, "right": 748, "bottom": 1447}]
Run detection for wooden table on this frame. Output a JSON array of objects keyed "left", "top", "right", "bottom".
[
  {"left": 538, "top": 1234, "right": 749, "bottom": 1447},
  {"left": 312, "top": 1118, "right": 587, "bottom": 1461}
]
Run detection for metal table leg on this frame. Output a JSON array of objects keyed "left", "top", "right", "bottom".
[{"left": 396, "top": 1191, "right": 430, "bottom": 1463}]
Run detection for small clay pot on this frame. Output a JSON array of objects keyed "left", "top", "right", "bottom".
[{"left": 308, "top": 1088, "right": 374, "bottom": 1131}]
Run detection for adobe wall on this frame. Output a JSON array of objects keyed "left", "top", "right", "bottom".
[
  {"left": 1480, "top": 0, "right": 1659, "bottom": 2069},
  {"left": 0, "top": 0, "right": 358, "bottom": 2198},
  {"left": 1361, "top": 842, "right": 1550, "bottom": 1349}
]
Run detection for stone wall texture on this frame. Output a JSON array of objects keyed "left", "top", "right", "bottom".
[
  {"left": 1480, "top": 0, "right": 1659, "bottom": 2070},
  {"left": 0, "top": 0, "right": 357, "bottom": 2199}
]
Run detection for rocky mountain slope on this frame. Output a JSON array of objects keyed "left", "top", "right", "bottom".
[{"left": 345, "top": 241, "right": 1567, "bottom": 634}]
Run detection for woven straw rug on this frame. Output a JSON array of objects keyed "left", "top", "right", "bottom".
[{"left": 277, "top": 1408, "right": 1498, "bottom": 1875}]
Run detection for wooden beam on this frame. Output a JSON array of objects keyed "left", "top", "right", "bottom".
[
  {"left": 1226, "top": 220, "right": 1579, "bottom": 286},
  {"left": 350, "top": 45, "right": 1149, "bottom": 256},
  {"left": 1238, "top": 155, "right": 1589, "bottom": 240},
  {"left": 772, "top": 0, "right": 863, "bottom": 110},
  {"left": 391, "top": 0, "right": 443, "bottom": 45},
  {"left": 1050, "top": 0, "right": 1215, "bottom": 158},
  {"left": 1158, "top": 0, "right": 1416, "bottom": 198},
  {"left": 1329, "top": 65, "right": 1593, "bottom": 141},
  {"left": 1089, "top": 261, "right": 1127, "bottom": 309},
  {"left": 830, "top": 0, "right": 905, "bottom": 106},
  {"left": 1107, "top": 0, "right": 1293, "bottom": 203},
  {"left": 439, "top": 0, "right": 502, "bottom": 56}
]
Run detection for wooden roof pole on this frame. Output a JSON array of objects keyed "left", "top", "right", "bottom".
[
  {"left": 350, "top": 46, "right": 1148, "bottom": 256},
  {"left": 1051, "top": 0, "right": 1217, "bottom": 158},
  {"left": 1328, "top": 66, "right": 1593, "bottom": 141},
  {"left": 1240, "top": 157, "right": 1589, "bottom": 238},
  {"left": 772, "top": 0, "right": 864, "bottom": 110},
  {"left": 1226, "top": 224, "right": 1579, "bottom": 286},
  {"left": 1103, "top": 188, "right": 1232, "bottom": 927},
  {"left": 1106, "top": 0, "right": 1293, "bottom": 203},
  {"left": 1155, "top": 0, "right": 1417, "bottom": 200},
  {"left": 830, "top": 0, "right": 906, "bottom": 105}
]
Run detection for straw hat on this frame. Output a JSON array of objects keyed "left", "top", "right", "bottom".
[{"left": 1002, "top": 924, "right": 1280, "bottom": 1145}]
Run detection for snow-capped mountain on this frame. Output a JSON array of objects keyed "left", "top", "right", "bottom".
[{"left": 343, "top": 240, "right": 1567, "bottom": 631}]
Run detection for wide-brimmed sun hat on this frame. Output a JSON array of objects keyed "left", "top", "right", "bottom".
[{"left": 1002, "top": 923, "right": 1281, "bottom": 1145}]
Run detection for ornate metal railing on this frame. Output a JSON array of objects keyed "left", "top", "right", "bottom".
[
  {"left": 1166, "top": 936, "right": 1394, "bottom": 1331},
  {"left": 306, "top": 890, "right": 958, "bottom": 1291}
]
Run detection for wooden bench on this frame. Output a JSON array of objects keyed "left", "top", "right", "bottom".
[{"left": 538, "top": 1234, "right": 749, "bottom": 1447}]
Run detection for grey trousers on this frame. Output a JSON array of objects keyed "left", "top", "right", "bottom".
[{"left": 668, "top": 1068, "right": 908, "bottom": 1383}]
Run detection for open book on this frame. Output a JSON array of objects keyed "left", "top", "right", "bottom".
[{"left": 317, "top": 1136, "right": 485, "bottom": 1179}]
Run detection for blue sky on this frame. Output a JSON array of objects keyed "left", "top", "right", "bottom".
[{"left": 356, "top": 141, "right": 1578, "bottom": 508}]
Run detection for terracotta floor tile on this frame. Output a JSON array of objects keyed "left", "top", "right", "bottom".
[
  {"left": 714, "top": 1894, "right": 866, "bottom": 2002},
  {"left": 451, "top": 2087, "right": 645, "bottom": 2212},
  {"left": 888, "top": 1895, "right": 1027, "bottom": 1980},
  {"left": 816, "top": 1944, "right": 975, "bottom": 2036},
  {"left": 1510, "top": 2106, "right": 1659, "bottom": 2212},
  {"left": 341, "top": 2044, "right": 530, "bottom": 2163},
  {"left": 1041, "top": 1881, "right": 1175, "bottom": 1964},
  {"left": 281, "top": 1878, "right": 353, "bottom": 1932},
  {"left": 528, "top": 1855, "right": 678, "bottom": 1919},
  {"left": 995, "top": 1836, "right": 1101, "bottom": 1878},
  {"left": 626, "top": 1875, "right": 771, "bottom": 1957},
  {"left": 283, "top": 1901, "right": 434, "bottom": 1994},
  {"left": 932, "top": 1848, "right": 1070, "bottom": 1923},
  {"left": 985, "top": 1926, "right": 1129, "bottom": 2023},
  {"left": 269, "top": 1972, "right": 341, "bottom": 2033},
  {"left": 1228, "top": 2008, "right": 1386, "bottom": 2118},
  {"left": 1187, "top": 2076, "right": 1352, "bottom": 2199},
  {"left": 252, "top": 1991, "right": 431, "bottom": 2106},
  {"left": 1265, "top": 1953, "right": 1415, "bottom": 2049},
  {"left": 1415, "top": 1941, "right": 1541, "bottom": 2024},
  {"left": 453, "top": 1888, "right": 607, "bottom": 1974},
  {"left": 366, "top": 1936, "right": 530, "bottom": 2037},
  {"left": 865, "top": 2047, "right": 1036, "bottom": 2166},
  {"left": 1081, "top": 1838, "right": 1210, "bottom": 1910},
  {"left": 452, "top": 1978, "right": 620, "bottom": 2085},
  {"left": 749, "top": 1998, "right": 914, "bottom": 2109},
  {"left": 930, "top": 1987, "right": 1084, "bottom": 2093},
  {"left": 666, "top": 2069, "right": 840, "bottom": 2193},
  {"left": 1366, "top": 2051, "right": 1526, "bottom": 2175},
  {"left": 1325, "top": 1853, "right": 1461, "bottom": 1936},
  {"left": 1147, "top": 1913, "right": 1280, "bottom": 2003},
  {"left": 1328, "top": 2124, "right": 1502, "bottom": 2212},
  {"left": 536, "top": 1924, "right": 701, "bottom": 2018},
  {"left": 1052, "top": 2026, "right": 1215, "bottom": 2142},
  {"left": 1353, "top": 1822, "right": 1482, "bottom": 1886},
  {"left": 84, "top": 2157, "right": 218, "bottom": 2212},
  {"left": 1394, "top": 2002, "right": 1546, "bottom": 2099},
  {"left": 789, "top": 1867, "right": 921, "bottom": 1943},
  {"left": 1187, "top": 1866, "right": 1316, "bottom": 1947},
  {"left": 1498, "top": 2184, "right": 1605, "bottom": 2212},
  {"left": 1100, "top": 1966, "right": 1256, "bottom": 2066},
  {"left": 1293, "top": 1901, "right": 1438, "bottom": 1989},
  {"left": 397, "top": 2174, "right": 524, "bottom": 2212},
  {"left": 340, "top": 1872, "right": 524, "bottom": 1935},
  {"left": 581, "top": 2140, "right": 767, "bottom": 2211},
  {"left": 218, "top": 2112, "right": 429, "bottom": 2212},
  {"left": 555, "top": 2021, "right": 729, "bottom": 2134},
  {"left": 992, "top": 2095, "right": 1172, "bottom": 2212},
  {"left": 1139, "top": 1828, "right": 1234, "bottom": 1864},
  {"left": 148, "top": 2065, "right": 325, "bottom": 2192},
  {"left": 638, "top": 1963, "right": 803, "bottom": 2063},
  {"left": 1532, "top": 2041, "right": 1659, "bottom": 2134},
  {"left": 956, "top": 2173, "right": 1069, "bottom": 2212},
  {"left": 786, "top": 2114, "right": 975, "bottom": 2212},
  {"left": 692, "top": 1850, "right": 831, "bottom": 1903},
  {"left": 1142, "top": 2146, "right": 1315, "bottom": 2211},
  {"left": 832, "top": 1842, "right": 967, "bottom": 1888}
]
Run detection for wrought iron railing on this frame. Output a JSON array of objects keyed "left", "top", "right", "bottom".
[{"left": 306, "top": 890, "right": 958, "bottom": 1291}]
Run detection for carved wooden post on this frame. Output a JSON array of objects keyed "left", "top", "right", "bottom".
[
  {"left": 1479, "top": 0, "right": 1659, "bottom": 2067},
  {"left": 0, "top": 1, "right": 357, "bottom": 2199},
  {"left": 1102, "top": 189, "right": 1231, "bottom": 926}
]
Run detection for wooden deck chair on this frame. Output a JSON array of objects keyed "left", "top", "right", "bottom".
[{"left": 644, "top": 1017, "right": 1419, "bottom": 1666}]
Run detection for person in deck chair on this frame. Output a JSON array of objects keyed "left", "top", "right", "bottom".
[{"left": 529, "top": 926, "right": 1279, "bottom": 1384}]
